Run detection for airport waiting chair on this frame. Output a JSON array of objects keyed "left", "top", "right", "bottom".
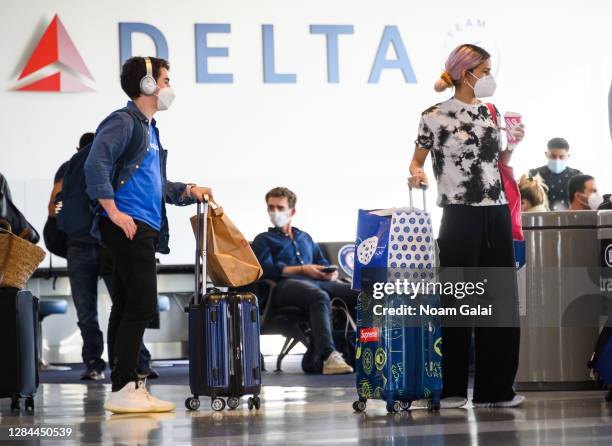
[
  {"left": 38, "top": 297, "right": 71, "bottom": 371},
  {"left": 235, "top": 279, "right": 311, "bottom": 372},
  {"left": 317, "top": 242, "right": 355, "bottom": 283},
  {"left": 157, "top": 295, "right": 171, "bottom": 313},
  {"left": 38, "top": 295, "right": 171, "bottom": 371},
  {"left": 234, "top": 242, "right": 356, "bottom": 372}
]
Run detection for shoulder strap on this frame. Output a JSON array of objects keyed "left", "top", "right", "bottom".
[
  {"left": 485, "top": 103, "right": 499, "bottom": 127},
  {"left": 118, "top": 109, "right": 147, "bottom": 165}
]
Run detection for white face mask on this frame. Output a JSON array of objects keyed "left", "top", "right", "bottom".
[
  {"left": 547, "top": 158, "right": 567, "bottom": 174},
  {"left": 269, "top": 210, "right": 292, "bottom": 228},
  {"left": 588, "top": 192, "right": 603, "bottom": 210},
  {"left": 466, "top": 71, "right": 497, "bottom": 98},
  {"left": 156, "top": 86, "right": 176, "bottom": 111}
]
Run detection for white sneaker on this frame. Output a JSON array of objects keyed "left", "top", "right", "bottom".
[
  {"left": 104, "top": 381, "right": 175, "bottom": 414},
  {"left": 473, "top": 394, "right": 525, "bottom": 408},
  {"left": 440, "top": 397, "right": 468, "bottom": 409},
  {"left": 145, "top": 391, "right": 176, "bottom": 412},
  {"left": 322, "top": 351, "right": 354, "bottom": 375}
]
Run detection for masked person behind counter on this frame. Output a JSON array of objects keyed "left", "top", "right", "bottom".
[
  {"left": 568, "top": 174, "right": 601, "bottom": 210},
  {"left": 528, "top": 138, "right": 582, "bottom": 210}
]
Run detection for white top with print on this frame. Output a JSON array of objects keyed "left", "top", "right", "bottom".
[{"left": 416, "top": 98, "right": 507, "bottom": 207}]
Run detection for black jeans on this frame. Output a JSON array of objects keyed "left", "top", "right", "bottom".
[
  {"left": 99, "top": 245, "right": 152, "bottom": 372},
  {"left": 437, "top": 204, "right": 520, "bottom": 403},
  {"left": 275, "top": 278, "right": 358, "bottom": 360},
  {"left": 99, "top": 218, "right": 158, "bottom": 391},
  {"left": 67, "top": 240, "right": 152, "bottom": 372}
]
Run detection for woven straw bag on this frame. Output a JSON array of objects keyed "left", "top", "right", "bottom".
[{"left": 0, "top": 219, "right": 46, "bottom": 289}]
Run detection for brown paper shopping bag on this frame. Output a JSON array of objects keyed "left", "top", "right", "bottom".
[{"left": 190, "top": 200, "right": 263, "bottom": 287}]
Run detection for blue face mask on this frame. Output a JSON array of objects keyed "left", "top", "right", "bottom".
[{"left": 547, "top": 158, "right": 566, "bottom": 174}]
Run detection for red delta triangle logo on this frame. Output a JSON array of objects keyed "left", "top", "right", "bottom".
[{"left": 16, "top": 15, "right": 94, "bottom": 92}]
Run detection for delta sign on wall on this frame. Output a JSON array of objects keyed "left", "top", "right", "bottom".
[
  {"left": 16, "top": 14, "right": 424, "bottom": 92},
  {"left": 119, "top": 22, "right": 417, "bottom": 84},
  {"left": 16, "top": 15, "right": 94, "bottom": 92}
]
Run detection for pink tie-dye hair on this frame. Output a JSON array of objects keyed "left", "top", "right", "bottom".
[{"left": 434, "top": 44, "right": 491, "bottom": 92}]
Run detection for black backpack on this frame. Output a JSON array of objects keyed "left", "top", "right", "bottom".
[
  {"left": 599, "top": 194, "right": 612, "bottom": 210},
  {"left": 0, "top": 173, "right": 40, "bottom": 244},
  {"left": 56, "top": 111, "right": 146, "bottom": 237}
]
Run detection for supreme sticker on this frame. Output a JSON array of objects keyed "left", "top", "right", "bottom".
[{"left": 360, "top": 328, "right": 380, "bottom": 343}]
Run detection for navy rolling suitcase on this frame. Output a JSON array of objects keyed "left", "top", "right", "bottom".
[
  {"left": 0, "top": 288, "right": 39, "bottom": 412},
  {"left": 590, "top": 320, "right": 611, "bottom": 379},
  {"left": 352, "top": 187, "right": 442, "bottom": 413},
  {"left": 353, "top": 292, "right": 442, "bottom": 413},
  {"left": 186, "top": 198, "right": 262, "bottom": 411}
]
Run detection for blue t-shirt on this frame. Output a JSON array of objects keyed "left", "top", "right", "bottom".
[{"left": 112, "top": 126, "right": 162, "bottom": 231}]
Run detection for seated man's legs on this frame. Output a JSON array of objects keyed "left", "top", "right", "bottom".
[
  {"left": 275, "top": 278, "right": 353, "bottom": 374},
  {"left": 315, "top": 280, "right": 359, "bottom": 317}
]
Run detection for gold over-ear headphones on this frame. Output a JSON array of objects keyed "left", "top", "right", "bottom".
[{"left": 139, "top": 57, "right": 157, "bottom": 96}]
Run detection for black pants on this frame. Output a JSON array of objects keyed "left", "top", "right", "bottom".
[
  {"left": 99, "top": 218, "right": 158, "bottom": 391},
  {"left": 275, "top": 278, "right": 358, "bottom": 360},
  {"left": 99, "top": 245, "right": 152, "bottom": 372},
  {"left": 438, "top": 204, "right": 520, "bottom": 403}
]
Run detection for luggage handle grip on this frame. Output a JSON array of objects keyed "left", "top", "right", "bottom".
[
  {"left": 194, "top": 196, "right": 210, "bottom": 304},
  {"left": 408, "top": 184, "right": 428, "bottom": 212}
]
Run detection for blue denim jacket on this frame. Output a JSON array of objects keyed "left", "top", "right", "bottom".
[
  {"left": 251, "top": 227, "right": 330, "bottom": 280},
  {"left": 84, "top": 102, "right": 194, "bottom": 253}
]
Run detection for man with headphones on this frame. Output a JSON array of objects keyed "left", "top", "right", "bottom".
[{"left": 84, "top": 56, "right": 213, "bottom": 414}]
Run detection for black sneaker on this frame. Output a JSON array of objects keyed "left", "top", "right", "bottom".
[
  {"left": 81, "top": 368, "right": 105, "bottom": 381},
  {"left": 137, "top": 367, "right": 160, "bottom": 380}
]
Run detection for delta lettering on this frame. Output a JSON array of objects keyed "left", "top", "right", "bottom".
[{"left": 119, "top": 23, "right": 417, "bottom": 84}]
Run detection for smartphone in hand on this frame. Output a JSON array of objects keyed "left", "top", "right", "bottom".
[{"left": 320, "top": 265, "right": 338, "bottom": 274}]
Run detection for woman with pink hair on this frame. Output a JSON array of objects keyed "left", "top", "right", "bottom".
[{"left": 408, "top": 44, "right": 525, "bottom": 409}]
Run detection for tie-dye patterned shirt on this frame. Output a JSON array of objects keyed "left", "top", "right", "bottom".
[{"left": 416, "top": 98, "right": 507, "bottom": 207}]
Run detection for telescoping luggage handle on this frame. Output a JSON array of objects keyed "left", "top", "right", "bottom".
[
  {"left": 409, "top": 183, "right": 428, "bottom": 212},
  {"left": 194, "top": 195, "right": 210, "bottom": 304}
]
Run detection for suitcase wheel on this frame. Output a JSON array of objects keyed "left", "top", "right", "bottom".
[
  {"left": 185, "top": 397, "right": 200, "bottom": 411},
  {"left": 352, "top": 400, "right": 366, "bottom": 412},
  {"left": 400, "top": 401, "right": 411, "bottom": 411},
  {"left": 227, "top": 397, "right": 240, "bottom": 410},
  {"left": 24, "top": 397, "right": 34, "bottom": 413},
  {"left": 386, "top": 401, "right": 401, "bottom": 414},
  {"left": 427, "top": 400, "right": 441, "bottom": 412},
  {"left": 211, "top": 398, "right": 226, "bottom": 411}
]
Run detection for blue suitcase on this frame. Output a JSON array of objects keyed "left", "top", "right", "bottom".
[
  {"left": 352, "top": 187, "right": 442, "bottom": 413},
  {"left": 186, "top": 199, "right": 262, "bottom": 412},
  {"left": 592, "top": 323, "right": 611, "bottom": 385},
  {"left": 595, "top": 336, "right": 612, "bottom": 385},
  {"left": 0, "top": 288, "right": 39, "bottom": 412},
  {"left": 352, "top": 292, "right": 442, "bottom": 413}
]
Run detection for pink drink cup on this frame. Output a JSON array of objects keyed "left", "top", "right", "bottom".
[{"left": 504, "top": 112, "right": 522, "bottom": 147}]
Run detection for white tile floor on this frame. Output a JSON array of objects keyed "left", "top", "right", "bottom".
[{"left": 1, "top": 383, "right": 610, "bottom": 445}]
